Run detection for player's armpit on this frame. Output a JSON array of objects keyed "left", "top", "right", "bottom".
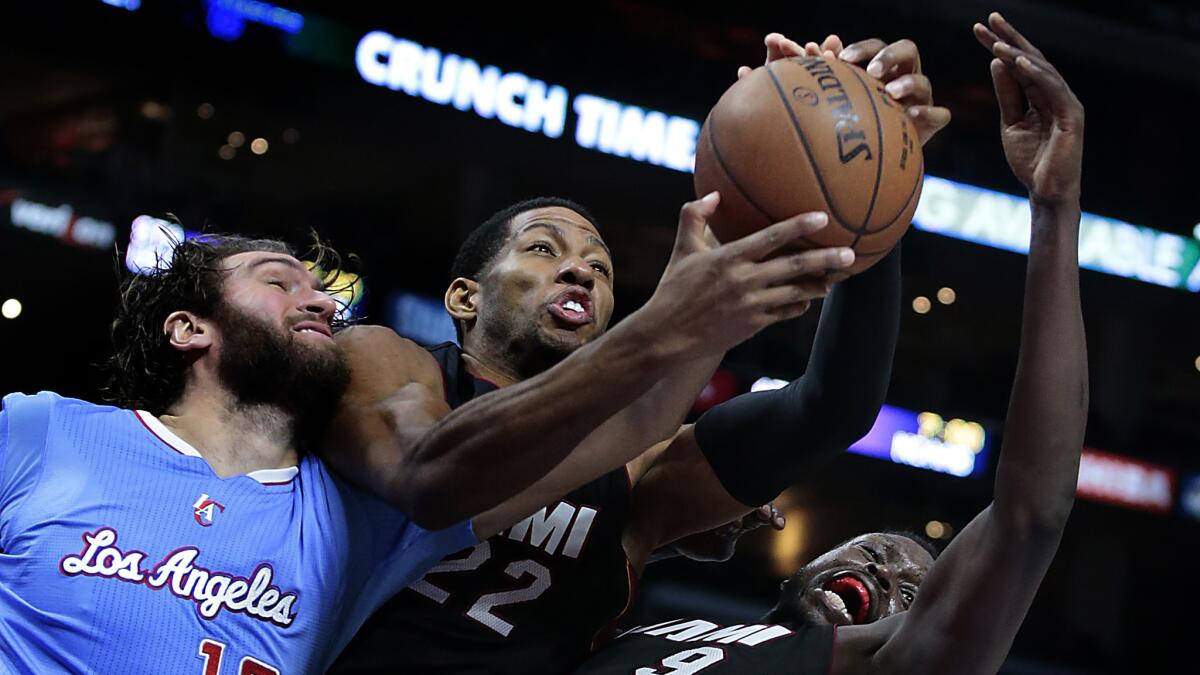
[{"left": 621, "top": 426, "right": 767, "bottom": 574}]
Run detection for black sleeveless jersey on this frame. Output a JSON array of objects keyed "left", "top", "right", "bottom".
[
  {"left": 573, "top": 618, "right": 835, "bottom": 675},
  {"left": 330, "top": 342, "right": 636, "bottom": 675}
]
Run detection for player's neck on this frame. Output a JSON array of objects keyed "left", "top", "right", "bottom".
[
  {"left": 460, "top": 349, "right": 521, "bottom": 387},
  {"left": 461, "top": 334, "right": 566, "bottom": 386},
  {"left": 157, "top": 386, "right": 299, "bottom": 478}
]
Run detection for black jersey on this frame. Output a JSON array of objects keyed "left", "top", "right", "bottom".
[
  {"left": 573, "top": 618, "right": 835, "bottom": 675},
  {"left": 330, "top": 342, "right": 636, "bottom": 675}
]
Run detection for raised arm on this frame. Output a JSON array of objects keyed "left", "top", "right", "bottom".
[
  {"left": 325, "top": 197, "right": 849, "bottom": 530},
  {"left": 837, "top": 14, "right": 1088, "bottom": 675},
  {"left": 617, "top": 35, "right": 951, "bottom": 568}
]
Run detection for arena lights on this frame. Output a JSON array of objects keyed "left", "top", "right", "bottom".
[
  {"left": 849, "top": 406, "right": 990, "bottom": 478},
  {"left": 913, "top": 175, "right": 1200, "bottom": 292},
  {"left": 197, "top": 103, "right": 215, "bottom": 119},
  {"left": 1, "top": 299, "right": 21, "bottom": 320},
  {"left": 99, "top": 0, "right": 140, "bottom": 11},
  {"left": 354, "top": 31, "right": 699, "bottom": 173},
  {"left": 912, "top": 296, "right": 931, "bottom": 314},
  {"left": 205, "top": 0, "right": 303, "bottom": 42},
  {"left": 924, "top": 520, "right": 952, "bottom": 540},
  {"left": 936, "top": 287, "right": 956, "bottom": 305},
  {"left": 6, "top": 197, "right": 116, "bottom": 250}
]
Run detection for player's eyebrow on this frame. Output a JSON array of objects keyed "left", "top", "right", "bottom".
[
  {"left": 246, "top": 256, "right": 326, "bottom": 291},
  {"left": 520, "top": 221, "right": 612, "bottom": 259}
]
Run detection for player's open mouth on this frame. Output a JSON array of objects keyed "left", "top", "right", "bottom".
[
  {"left": 547, "top": 287, "right": 594, "bottom": 327},
  {"left": 820, "top": 573, "right": 873, "bottom": 625}
]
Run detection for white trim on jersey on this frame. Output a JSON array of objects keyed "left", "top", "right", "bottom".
[{"left": 134, "top": 410, "right": 300, "bottom": 486}]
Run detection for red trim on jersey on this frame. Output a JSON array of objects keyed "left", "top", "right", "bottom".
[
  {"left": 134, "top": 411, "right": 186, "bottom": 456},
  {"left": 827, "top": 624, "right": 838, "bottom": 675},
  {"left": 590, "top": 556, "right": 639, "bottom": 652},
  {"left": 134, "top": 411, "right": 298, "bottom": 486}
]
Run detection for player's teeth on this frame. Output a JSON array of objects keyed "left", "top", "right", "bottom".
[
  {"left": 564, "top": 301, "right": 584, "bottom": 312},
  {"left": 823, "top": 590, "right": 846, "bottom": 613}
]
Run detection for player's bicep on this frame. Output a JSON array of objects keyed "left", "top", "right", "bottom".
[
  {"left": 624, "top": 426, "right": 759, "bottom": 570},
  {"left": 325, "top": 326, "right": 451, "bottom": 507}
]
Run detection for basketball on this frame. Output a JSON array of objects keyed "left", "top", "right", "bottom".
[{"left": 694, "top": 55, "right": 924, "bottom": 275}]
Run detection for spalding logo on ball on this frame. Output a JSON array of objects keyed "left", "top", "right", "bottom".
[{"left": 694, "top": 56, "right": 924, "bottom": 276}]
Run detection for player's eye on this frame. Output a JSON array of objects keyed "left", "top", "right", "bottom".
[
  {"left": 528, "top": 241, "right": 556, "bottom": 255},
  {"left": 858, "top": 544, "right": 883, "bottom": 564},
  {"left": 266, "top": 279, "right": 288, "bottom": 290},
  {"left": 589, "top": 261, "right": 611, "bottom": 277},
  {"left": 900, "top": 586, "right": 916, "bottom": 607}
]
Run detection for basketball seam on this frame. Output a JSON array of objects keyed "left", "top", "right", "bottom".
[
  {"left": 865, "top": 153, "right": 924, "bottom": 235},
  {"left": 705, "top": 114, "right": 820, "bottom": 248},
  {"left": 765, "top": 60, "right": 855, "bottom": 236},
  {"left": 846, "top": 67, "right": 885, "bottom": 233}
]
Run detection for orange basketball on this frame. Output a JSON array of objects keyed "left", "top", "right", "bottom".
[{"left": 694, "top": 55, "right": 923, "bottom": 275}]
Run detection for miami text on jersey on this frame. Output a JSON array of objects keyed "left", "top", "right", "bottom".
[{"left": 57, "top": 527, "right": 298, "bottom": 626}]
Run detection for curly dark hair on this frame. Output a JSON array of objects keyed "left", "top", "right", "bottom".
[{"left": 100, "top": 232, "right": 354, "bottom": 414}]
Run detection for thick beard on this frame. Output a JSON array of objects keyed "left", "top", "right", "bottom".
[{"left": 213, "top": 303, "right": 350, "bottom": 444}]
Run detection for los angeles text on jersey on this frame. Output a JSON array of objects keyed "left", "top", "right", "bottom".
[{"left": 57, "top": 526, "right": 298, "bottom": 626}]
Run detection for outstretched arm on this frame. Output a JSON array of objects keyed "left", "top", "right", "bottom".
[{"left": 835, "top": 13, "right": 1088, "bottom": 675}]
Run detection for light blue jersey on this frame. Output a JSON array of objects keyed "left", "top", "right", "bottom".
[{"left": 0, "top": 392, "right": 476, "bottom": 674}]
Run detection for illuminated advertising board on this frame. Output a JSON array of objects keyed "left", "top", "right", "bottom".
[
  {"left": 2, "top": 193, "right": 116, "bottom": 250},
  {"left": 847, "top": 405, "right": 990, "bottom": 478},
  {"left": 1077, "top": 449, "right": 1176, "bottom": 514},
  {"left": 913, "top": 175, "right": 1200, "bottom": 292},
  {"left": 354, "top": 31, "right": 700, "bottom": 173}
]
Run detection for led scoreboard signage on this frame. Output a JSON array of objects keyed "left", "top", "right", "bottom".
[{"left": 354, "top": 31, "right": 700, "bottom": 173}]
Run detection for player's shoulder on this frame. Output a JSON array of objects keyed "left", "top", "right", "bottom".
[
  {"left": 2, "top": 391, "right": 121, "bottom": 419},
  {"left": 336, "top": 326, "right": 442, "bottom": 380}
]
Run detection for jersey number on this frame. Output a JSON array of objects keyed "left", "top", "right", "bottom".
[
  {"left": 409, "top": 541, "right": 552, "bottom": 637},
  {"left": 635, "top": 647, "right": 725, "bottom": 675},
  {"left": 197, "top": 639, "right": 279, "bottom": 675}
]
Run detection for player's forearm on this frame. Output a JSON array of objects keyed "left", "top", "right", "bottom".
[
  {"left": 405, "top": 313, "right": 682, "bottom": 528},
  {"left": 992, "top": 201, "right": 1088, "bottom": 533},
  {"left": 691, "top": 247, "right": 901, "bottom": 506}
]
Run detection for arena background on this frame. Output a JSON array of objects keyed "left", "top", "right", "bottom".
[{"left": 1, "top": 1, "right": 1197, "bottom": 672}]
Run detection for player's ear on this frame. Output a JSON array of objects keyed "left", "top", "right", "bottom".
[
  {"left": 445, "top": 278, "right": 479, "bottom": 330},
  {"left": 163, "top": 311, "right": 213, "bottom": 352}
]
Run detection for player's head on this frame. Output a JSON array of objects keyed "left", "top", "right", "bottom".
[
  {"left": 765, "top": 531, "right": 939, "bottom": 628},
  {"left": 446, "top": 197, "right": 614, "bottom": 376},
  {"left": 102, "top": 234, "right": 351, "bottom": 430}
]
